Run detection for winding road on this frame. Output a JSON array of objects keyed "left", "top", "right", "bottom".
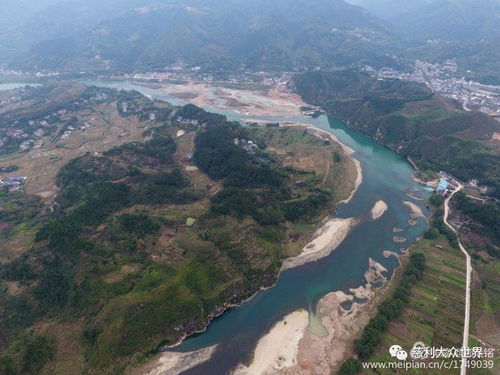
[{"left": 443, "top": 184, "right": 472, "bottom": 375}]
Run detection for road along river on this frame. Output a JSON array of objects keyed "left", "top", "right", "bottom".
[{"left": 85, "top": 81, "right": 431, "bottom": 374}]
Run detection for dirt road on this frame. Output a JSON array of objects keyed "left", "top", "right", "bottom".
[{"left": 443, "top": 184, "right": 472, "bottom": 375}]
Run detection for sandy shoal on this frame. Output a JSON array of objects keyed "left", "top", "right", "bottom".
[
  {"left": 403, "top": 201, "right": 426, "bottom": 218},
  {"left": 281, "top": 217, "right": 358, "bottom": 270},
  {"left": 139, "top": 345, "right": 218, "bottom": 375},
  {"left": 371, "top": 200, "right": 388, "bottom": 220},
  {"left": 232, "top": 310, "right": 309, "bottom": 375},
  {"left": 157, "top": 81, "right": 305, "bottom": 117},
  {"left": 278, "top": 259, "right": 389, "bottom": 375}
]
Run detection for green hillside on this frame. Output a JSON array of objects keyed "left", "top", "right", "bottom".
[{"left": 0, "top": 87, "right": 356, "bottom": 374}]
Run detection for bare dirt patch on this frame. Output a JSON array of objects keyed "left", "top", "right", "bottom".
[
  {"left": 105, "top": 264, "right": 141, "bottom": 283},
  {"left": 5, "top": 281, "right": 23, "bottom": 295},
  {"left": 476, "top": 313, "right": 500, "bottom": 346}
]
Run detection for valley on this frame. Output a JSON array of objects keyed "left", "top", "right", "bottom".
[{"left": 0, "top": 1, "right": 498, "bottom": 373}]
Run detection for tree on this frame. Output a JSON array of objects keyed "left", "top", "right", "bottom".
[
  {"left": 338, "top": 358, "right": 362, "bottom": 375},
  {"left": 429, "top": 194, "right": 443, "bottom": 207},
  {"left": 21, "top": 335, "right": 55, "bottom": 374}
]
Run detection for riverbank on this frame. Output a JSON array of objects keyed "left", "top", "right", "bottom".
[
  {"left": 149, "top": 80, "right": 306, "bottom": 117},
  {"left": 412, "top": 173, "right": 439, "bottom": 188}
]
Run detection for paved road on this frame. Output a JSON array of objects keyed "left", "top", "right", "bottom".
[{"left": 443, "top": 184, "right": 472, "bottom": 375}]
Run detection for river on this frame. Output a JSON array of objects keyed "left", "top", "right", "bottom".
[
  {"left": 85, "top": 80, "right": 431, "bottom": 374},
  {"left": 0, "top": 83, "right": 40, "bottom": 91}
]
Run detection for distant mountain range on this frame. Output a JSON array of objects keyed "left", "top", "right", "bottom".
[
  {"left": 1, "top": 0, "right": 400, "bottom": 72},
  {"left": 1, "top": 0, "right": 499, "bottom": 80},
  {"left": 347, "top": 0, "right": 500, "bottom": 41}
]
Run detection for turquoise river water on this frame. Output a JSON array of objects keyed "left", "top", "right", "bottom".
[{"left": 85, "top": 81, "right": 431, "bottom": 374}]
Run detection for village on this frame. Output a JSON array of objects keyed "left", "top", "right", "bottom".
[
  {"left": 0, "top": 88, "right": 111, "bottom": 154},
  {"left": 369, "top": 60, "right": 500, "bottom": 121},
  {"left": 0, "top": 175, "right": 26, "bottom": 192}
]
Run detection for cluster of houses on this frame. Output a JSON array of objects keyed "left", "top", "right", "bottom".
[
  {"left": 364, "top": 60, "right": 500, "bottom": 121},
  {"left": 436, "top": 171, "right": 466, "bottom": 197},
  {"left": 1, "top": 115, "right": 56, "bottom": 151},
  {"left": 0, "top": 175, "right": 26, "bottom": 192},
  {"left": 61, "top": 120, "right": 93, "bottom": 140},
  {"left": 71, "top": 92, "right": 109, "bottom": 109},
  {"left": 119, "top": 99, "right": 158, "bottom": 122},
  {"left": 120, "top": 67, "right": 290, "bottom": 86},
  {"left": 1, "top": 90, "right": 112, "bottom": 153},
  {"left": 0, "top": 86, "right": 34, "bottom": 107},
  {"left": 437, "top": 171, "right": 494, "bottom": 204}
]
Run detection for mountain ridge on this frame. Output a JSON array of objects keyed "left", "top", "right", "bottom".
[{"left": 2, "top": 0, "right": 400, "bottom": 72}]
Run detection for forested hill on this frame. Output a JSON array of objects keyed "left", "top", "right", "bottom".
[
  {"left": 292, "top": 70, "right": 500, "bottom": 196},
  {"left": 2, "top": 0, "right": 399, "bottom": 72},
  {"left": 0, "top": 89, "right": 355, "bottom": 374}
]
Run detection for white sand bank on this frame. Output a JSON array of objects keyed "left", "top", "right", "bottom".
[
  {"left": 233, "top": 310, "right": 309, "bottom": 375},
  {"left": 282, "top": 217, "right": 358, "bottom": 270},
  {"left": 231, "top": 260, "right": 391, "bottom": 375},
  {"left": 403, "top": 201, "right": 426, "bottom": 219},
  {"left": 370, "top": 200, "right": 388, "bottom": 220}
]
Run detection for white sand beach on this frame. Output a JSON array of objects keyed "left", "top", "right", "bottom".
[
  {"left": 233, "top": 310, "right": 309, "bottom": 375},
  {"left": 393, "top": 236, "right": 407, "bottom": 243},
  {"left": 370, "top": 200, "right": 388, "bottom": 220},
  {"left": 281, "top": 259, "right": 389, "bottom": 375},
  {"left": 230, "top": 259, "right": 392, "bottom": 375},
  {"left": 281, "top": 217, "right": 358, "bottom": 270}
]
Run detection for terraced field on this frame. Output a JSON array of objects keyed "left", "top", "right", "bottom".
[
  {"left": 0, "top": 101, "right": 155, "bottom": 201},
  {"left": 365, "top": 234, "right": 468, "bottom": 374}
]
